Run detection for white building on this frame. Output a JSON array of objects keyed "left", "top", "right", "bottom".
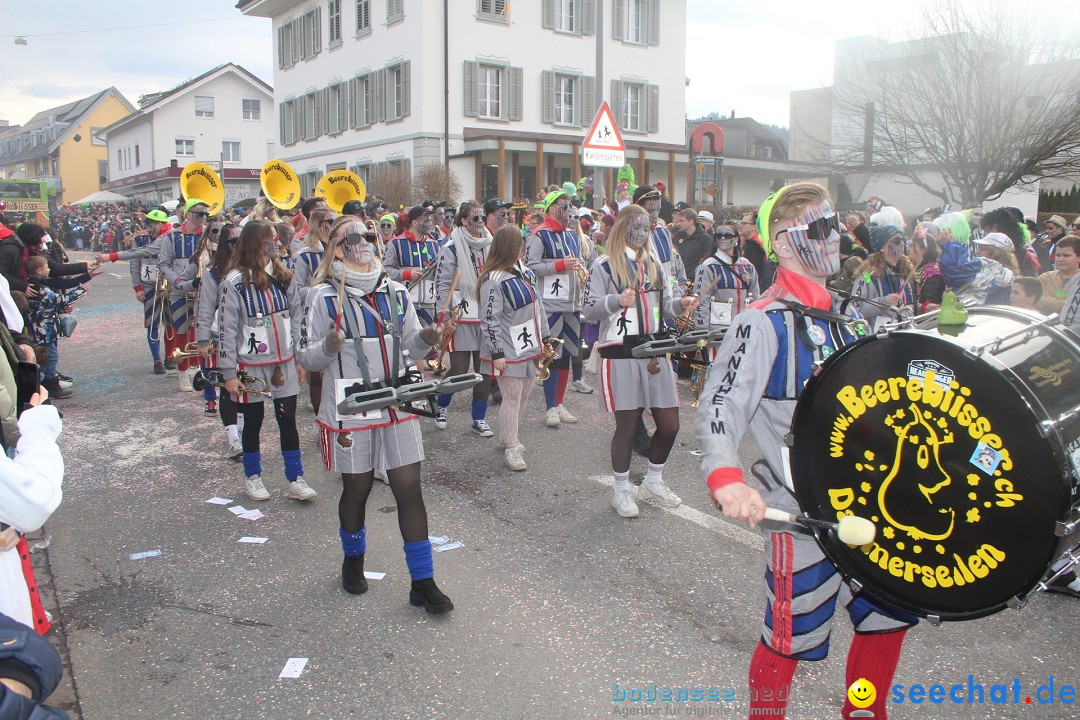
[
  {"left": 238, "top": 0, "right": 691, "bottom": 204},
  {"left": 97, "top": 64, "right": 276, "bottom": 207}
]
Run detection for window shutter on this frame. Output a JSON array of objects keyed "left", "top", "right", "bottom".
[
  {"left": 279, "top": 102, "right": 286, "bottom": 144},
  {"left": 542, "top": 70, "right": 555, "bottom": 124},
  {"left": 581, "top": 76, "right": 596, "bottom": 125},
  {"left": 357, "top": 0, "right": 371, "bottom": 32},
  {"left": 375, "top": 69, "right": 387, "bottom": 122},
  {"left": 582, "top": 0, "right": 595, "bottom": 35},
  {"left": 612, "top": 0, "right": 624, "bottom": 40},
  {"left": 509, "top": 66, "right": 523, "bottom": 121},
  {"left": 291, "top": 20, "right": 300, "bottom": 63},
  {"left": 646, "top": 0, "right": 659, "bottom": 45},
  {"left": 646, "top": 83, "right": 659, "bottom": 133},
  {"left": 401, "top": 61, "right": 411, "bottom": 118},
  {"left": 542, "top": 0, "right": 554, "bottom": 28},
  {"left": 463, "top": 61, "right": 479, "bottom": 118},
  {"left": 328, "top": 87, "right": 338, "bottom": 135},
  {"left": 315, "top": 8, "right": 323, "bottom": 53},
  {"left": 277, "top": 26, "right": 285, "bottom": 68},
  {"left": 610, "top": 80, "right": 625, "bottom": 128}
]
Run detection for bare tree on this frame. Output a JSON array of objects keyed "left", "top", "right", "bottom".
[
  {"left": 372, "top": 163, "right": 413, "bottom": 211},
  {"left": 413, "top": 163, "right": 462, "bottom": 206},
  {"left": 805, "top": 2, "right": 1080, "bottom": 208}
]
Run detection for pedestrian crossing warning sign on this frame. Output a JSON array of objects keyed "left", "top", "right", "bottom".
[{"left": 582, "top": 101, "right": 626, "bottom": 168}]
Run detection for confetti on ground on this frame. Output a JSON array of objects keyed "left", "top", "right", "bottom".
[
  {"left": 433, "top": 541, "right": 464, "bottom": 553},
  {"left": 228, "top": 506, "right": 249, "bottom": 515},
  {"left": 279, "top": 658, "right": 308, "bottom": 679},
  {"left": 238, "top": 537, "right": 268, "bottom": 544},
  {"left": 363, "top": 571, "right": 386, "bottom": 580},
  {"left": 239, "top": 510, "right": 264, "bottom": 521},
  {"left": 429, "top": 535, "right": 449, "bottom": 545},
  {"left": 206, "top": 497, "right": 233, "bottom": 505},
  {"left": 129, "top": 549, "right": 161, "bottom": 560}
]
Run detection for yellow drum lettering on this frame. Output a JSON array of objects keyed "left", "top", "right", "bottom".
[
  {"left": 874, "top": 380, "right": 891, "bottom": 404},
  {"left": 828, "top": 487, "right": 855, "bottom": 511},
  {"left": 837, "top": 385, "right": 866, "bottom": 419}
]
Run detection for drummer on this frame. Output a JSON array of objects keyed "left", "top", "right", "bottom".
[{"left": 696, "top": 182, "right": 916, "bottom": 720}]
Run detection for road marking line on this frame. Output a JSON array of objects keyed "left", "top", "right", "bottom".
[
  {"left": 107, "top": 273, "right": 125, "bottom": 279},
  {"left": 591, "top": 475, "right": 761, "bottom": 548}
]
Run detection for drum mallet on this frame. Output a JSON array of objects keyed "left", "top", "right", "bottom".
[{"left": 761, "top": 508, "right": 877, "bottom": 545}]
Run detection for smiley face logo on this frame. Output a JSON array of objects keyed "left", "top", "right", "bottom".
[{"left": 848, "top": 678, "right": 876, "bottom": 709}]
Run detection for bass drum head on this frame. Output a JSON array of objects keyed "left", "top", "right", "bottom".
[{"left": 790, "top": 329, "right": 1067, "bottom": 621}]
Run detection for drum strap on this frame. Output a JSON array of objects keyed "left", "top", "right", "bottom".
[{"left": 773, "top": 297, "right": 869, "bottom": 338}]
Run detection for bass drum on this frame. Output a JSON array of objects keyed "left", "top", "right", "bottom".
[{"left": 789, "top": 306, "right": 1080, "bottom": 621}]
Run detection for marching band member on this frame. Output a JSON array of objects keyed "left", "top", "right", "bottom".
[
  {"left": 697, "top": 182, "right": 915, "bottom": 720},
  {"left": 525, "top": 190, "right": 585, "bottom": 428},
  {"left": 291, "top": 197, "right": 329, "bottom": 249},
  {"left": 432, "top": 202, "right": 494, "bottom": 435},
  {"left": 478, "top": 225, "right": 550, "bottom": 471},
  {"left": 297, "top": 215, "right": 455, "bottom": 612},
  {"left": 192, "top": 223, "right": 242, "bottom": 457},
  {"left": 484, "top": 198, "right": 513, "bottom": 237},
  {"left": 633, "top": 185, "right": 687, "bottom": 286},
  {"left": 97, "top": 209, "right": 171, "bottom": 374},
  {"left": 291, "top": 206, "right": 336, "bottom": 417},
  {"left": 376, "top": 213, "right": 397, "bottom": 253},
  {"left": 693, "top": 220, "right": 760, "bottom": 362},
  {"left": 158, "top": 198, "right": 208, "bottom": 390},
  {"left": 583, "top": 205, "right": 696, "bottom": 518},
  {"left": 218, "top": 220, "right": 315, "bottom": 503},
  {"left": 383, "top": 206, "right": 441, "bottom": 325},
  {"left": 175, "top": 217, "right": 224, "bottom": 413},
  {"left": 850, "top": 224, "right": 916, "bottom": 327}
]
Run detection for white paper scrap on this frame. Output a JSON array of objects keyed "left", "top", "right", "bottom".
[
  {"left": 239, "top": 509, "right": 264, "bottom": 521},
  {"left": 129, "top": 549, "right": 161, "bottom": 560},
  {"left": 238, "top": 537, "right": 268, "bottom": 544},
  {"left": 433, "top": 541, "right": 464, "bottom": 553},
  {"left": 363, "top": 571, "right": 386, "bottom": 580},
  {"left": 206, "top": 497, "right": 233, "bottom": 505},
  {"left": 428, "top": 535, "right": 449, "bottom": 545},
  {"left": 279, "top": 658, "right": 309, "bottom": 679},
  {"left": 228, "top": 506, "right": 249, "bottom": 515}
]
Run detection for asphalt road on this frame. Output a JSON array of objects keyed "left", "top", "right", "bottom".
[{"left": 34, "top": 253, "right": 1080, "bottom": 719}]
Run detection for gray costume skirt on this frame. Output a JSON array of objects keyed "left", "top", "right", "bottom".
[
  {"left": 597, "top": 356, "right": 678, "bottom": 412},
  {"left": 318, "top": 417, "right": 425, "bottom": 473},
  {"left": 447, "top": 321, "right": 482, "bottom": 353},
  {"left": 234, "top": 359, "right": 300, "bottom": 404}
]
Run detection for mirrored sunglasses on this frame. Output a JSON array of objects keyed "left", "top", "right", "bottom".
[{"left": 780, "top": 212, "right": 842, "bottom": 244}]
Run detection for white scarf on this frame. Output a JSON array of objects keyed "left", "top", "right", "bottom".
[
  {"left": 450, "top": 225, "right": 492, "bottom": 299},
  {"left": 331, "top": 260, "right": 382, "bottom": 296}
]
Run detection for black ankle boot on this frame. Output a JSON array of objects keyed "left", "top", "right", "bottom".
[
  {"left": 342, "top": 555, "right": 368, "bottom": 595},
  {"left": 409, "top": 578, "right": 453, "bottom": 614}
]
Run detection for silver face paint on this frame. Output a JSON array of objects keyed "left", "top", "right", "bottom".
[
  {"left": 782, "top": 201, "right": 841, "bottom": 277},
  {"left": 418, "top": 215, "right": 434, "bottom": 235},
  {"left": 884, "top": 235, "right": 905, "bottom": 266},
  {"left": 551, "top": 201, "right": 572, "bottom": 227},
  {"left": 643, "top": 200, "right": 660, "bottom": 224},
  {"left": 628, "top": 215, "right": 650, "bottom": 250}
]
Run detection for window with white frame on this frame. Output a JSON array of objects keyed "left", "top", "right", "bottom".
[
  {"left": 555, "top": 75, "right": 575, "bottom": 124},
  {"left": 328, "top": 82, "right": 347, "bottom": 134},
  {"left": 478, "top": 65, "right": 502, "bottom": 118},
  {"left": 542, "top": 70, "right": 594, "bottom": 127},
  {"left": 195, "top": 95, "right": 214, "bottom": 118},
  {"left": 222, "top": 141, "right": 241, "bottom": 162},
  {"left": 543, "top": 0, "right": 594, "bottom": 35},
  {"left": 242, "top": 98, "right": 261, "bottom": 120},
  {"left": 624, "top": 83, "right": 642, "bottom": 131},
  {"left": 329, "top": 0, "right": 342, "bottom": 44},
  {"left": 556, "top": 0, "right": 575, "bottom": 32},
  {"left": 610, "top": 79, "right": 659, "bottom": 133},
  {"left": 350, "top": 73, "right": 375, "bottom": 128},
  {"left": 477, "top": 0, "right": 507, "bottom": 21},
  {"left": 277, "top": 9, "right": 322, "bottom": 68},
  {"left": 613, "top": 0, "right": 657, "bottom": 45},
  {"left": 763, "top": 145, "right": 773, "bottom": 159},
  {"left": 387, "top": 0, "right": 403, "bottom": 25},
  {"left": 304, "top": 91, "right": 318, "bottom": 139},
  {"left": 383, "top": 61, "right": 410, "bottom": 122},
  {"left": 176, "top": 139, "right": 194, "bottom": 155},
  {"left": 90, "top": 127, "right": 106, "bottom": 146},
  {"left": 280, "top": 99, "right": 296, "bottom": 144},
  {"left": 356, "top": 0, "right": 371, "bottom": 34},
  {"left": 625, "top": 0, "right": 643, "bottom": 43}
]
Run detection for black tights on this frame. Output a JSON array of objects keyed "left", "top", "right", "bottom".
[
  {"left": 218, "top": 390, "right": 237, "bottom": 427},
  {"left": 237, "top": 396, "right": 300, "bottom": 453},
  {"left": 611, "top": 407, "right": 679, "bottom": 473},
  {"left": 448, "top": 350, "right": 491, "bottom": 404},
  {"left": 339, "top": 462, "right": 428, "bottom": 543}
]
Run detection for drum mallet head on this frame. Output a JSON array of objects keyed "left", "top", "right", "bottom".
[{"left": 762, "top": 507, "right": 876, "bottom": 545}]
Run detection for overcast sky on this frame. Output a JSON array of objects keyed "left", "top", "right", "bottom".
[{"left": 1, "top": 0, "right": 1072, "bottom": 130}]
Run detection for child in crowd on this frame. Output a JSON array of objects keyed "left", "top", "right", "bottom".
[
  {"left": 26, "top": 256, "right": 85, "bottom": 399},
  {"left": 1010, "top": 276, "right": 1043, "bottom": 313}
]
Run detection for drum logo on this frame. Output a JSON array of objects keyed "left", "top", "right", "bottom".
[
  {"left": 828, "top": 368, "right": 1020, "bottom": 590},
  {"left": 1028, "top": 360, "right": 1071, "bottom": 388}
]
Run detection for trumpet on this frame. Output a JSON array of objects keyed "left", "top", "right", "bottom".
[
  {"left": 192, "top": 369, "right": 271, "bottom": 397},
  {"left": 689, "top": 362, "right": 709, "bottom": 408},
  {"left": 169, "top": 341, "right": 204, "bottom": 362},
  {"left": 425, "top": 304, "right": 464, "bottom": 373},
  {"left": 536, "top": 338, "right": 564, "bottom": 382},
  {"left": 673, "top": 278, "right": 696, "bottom": 335},
  {"left": 576, "top": 262, "right": 589, "bottom": 288}
]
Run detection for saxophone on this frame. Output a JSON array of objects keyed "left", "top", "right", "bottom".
[
  {"left": 673, "top": 278, "right": 696, "bottom": 335},
  {"left": 425, "top": 304, "right": 465, "bottom": 373},
  {"left": 535, "top": 338, "right": 564, "bottom": 383},
  {"left": 689, "top": 362, "right": 709, "bottom": 408}
]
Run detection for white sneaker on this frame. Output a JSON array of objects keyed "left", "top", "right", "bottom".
[
  {"left": 515, "top": 443, "right": 526, "bottom": 452},
  {"left": 545, "top": 407, "right": 561, "bottom": 427},
  {"left": 166, "top": 367, "right": 179, "bottom": 378},
  {"left": 572, "top": 379, "right": 594, "bottom": 394},
  {"left": 58, "top": 379, "right": 74, "bottom": 390},
  {"left": 556, "top": 404, "right": 578, "bottom": 423},
  {"left": 471, "top": 419, "right": 494, "bottom": 437},
  {"left": 285, "top": 478, "right": 317, "bottom": 501},
  {"left": 374, "top": 468, "right": 390, "bottom": 484},
  {"left": 435, "top": 407, "right": 448, "bottom": 430},
  {"left": 244, "top": 474, "right": 270, "bottom": 501},
  {"left": 639, "top": 480, "right": 682, "bottom": 508},
  {"left": 611, "top": 488, "right": 640, "bottom": 518},
  {"left": 227, "top": 438, "right": 243, "bottom": 458},
  {"left": 503, "top": 446, "right": 527, "bottom": 471},
  {"left": 178, "top": 369, "right": 194, "bottom": 392}
]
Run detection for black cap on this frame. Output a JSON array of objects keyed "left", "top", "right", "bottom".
[
  {"left": 632, "top": 185, "right": 661, "bottom": 205},
  {"left": 407, "top": 205, "right": 433, "bottom": 223},
  {"left": 341, "top": 200, "right": 365, "bottom": 216},
  {"left": 483, "top": 198, "right": 513, "bottom": 215}
]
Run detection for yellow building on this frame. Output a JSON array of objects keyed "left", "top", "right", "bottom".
[{"left": 0, "top": 88, "right": 135, "bottom": 206}]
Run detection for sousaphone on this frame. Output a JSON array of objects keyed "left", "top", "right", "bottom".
[
  {"left": 179, "top": 162, "right": 225, "bottom": 216},
  {"left": 260, "top": 159, "right": 301, "bottom": 210},
  {"left": 315, "top": 169, "right": 366, "bottom": 212}
]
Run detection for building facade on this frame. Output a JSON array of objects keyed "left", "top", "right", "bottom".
[
  {"left": 0, "top": 89, "right": 135, "bottom": 206},
  {"left": 239, "top": 0, "right": 691, "bottom": 204},
  {"left": 97, "top": 64, "right": 277, "bottom": 206}
]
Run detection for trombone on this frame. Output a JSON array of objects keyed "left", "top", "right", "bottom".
[
  {"left": 192, "top": 368, "right": 271, "bottom": 397},
  {"left": 169, "top": 341, "right": 205, "bottom": 363}
]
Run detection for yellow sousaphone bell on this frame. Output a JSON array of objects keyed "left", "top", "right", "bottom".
[
  {"left": 260, "top": 159, "right": 301, "bottom": 210},
  {"left": 179, "top": 162, "right": 225, "bottom": 216},
  {"left": 315, "top": 169, "right": 366, "bottom": 213}
]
